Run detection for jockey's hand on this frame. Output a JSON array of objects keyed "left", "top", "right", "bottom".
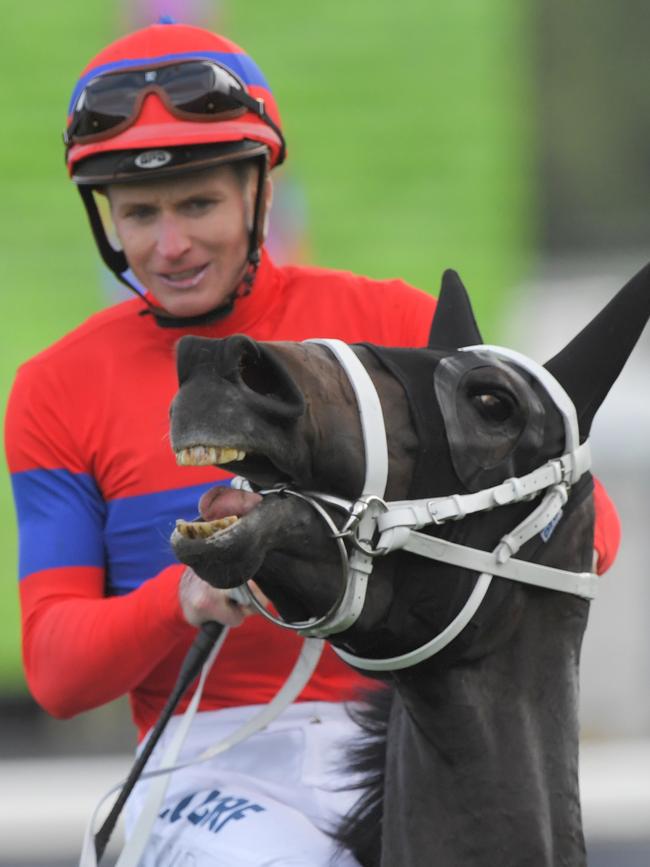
[{"left": 179, "top": 567, "right": 268, "bottom": 627}]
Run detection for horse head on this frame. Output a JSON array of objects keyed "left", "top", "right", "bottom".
[
  {"left": 169, "top": 264, "right": 650, "bottom": 867},
  {"left": 170, "top": 265, "right": 650, "bottom": 668}
]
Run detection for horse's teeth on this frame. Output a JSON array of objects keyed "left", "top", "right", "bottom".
[
  {"left": 175, "top": 516, "right": 239, "bottom": 539},
  {"left": 175, "top": 446, "right": 247, "bottom": 466},
  {"left": 210, "top": 446, "right": 243, "bottom": 464}
]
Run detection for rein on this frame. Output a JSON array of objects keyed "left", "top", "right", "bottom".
[
  {"left": 82, "top": 627, "right": 324, "bottom": 866},
  {"left": 235, "top": 339, "right": 599, "bottom": 672}
]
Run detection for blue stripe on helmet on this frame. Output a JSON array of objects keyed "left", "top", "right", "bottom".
[{"left": 68, "top": 51, "right": 271, "bottom": 115}]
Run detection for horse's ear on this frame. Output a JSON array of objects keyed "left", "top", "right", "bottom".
[
  {"left": 545, "top": 262, "right": 650, "bottom": 437},
  {"left": 427, "top": 269, "right": 483, "bottom": 349}
]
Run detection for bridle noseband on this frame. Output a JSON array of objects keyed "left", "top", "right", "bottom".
[{"left": 235, "top": 339, "right": 598, "bottom": 671}]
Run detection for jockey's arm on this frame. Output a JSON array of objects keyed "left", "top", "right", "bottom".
[
  {"left": 5, "top": 365, "right": 245, "bottom": 719},
  {"left": 592, "top": 476, "right": 620, "bottom": 574},
  {"left": 17, "top": 561, "right": 194, "bottom": 718}
]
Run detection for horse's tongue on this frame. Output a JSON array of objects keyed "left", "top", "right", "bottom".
[{"left": 199, "top": 486, "right": 262, "bottom": 521}]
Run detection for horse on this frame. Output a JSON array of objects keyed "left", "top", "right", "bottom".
[{"left": 168, "top": 264, "right": 650, "bottom": 867}]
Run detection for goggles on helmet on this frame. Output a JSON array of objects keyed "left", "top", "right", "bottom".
[{"left": 64, "top": 59, "right": 285, "bottom": 160}]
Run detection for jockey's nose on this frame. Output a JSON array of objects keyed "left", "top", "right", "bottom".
[{"left": 156, "top": 213, "right": 191, "bottom": 261}]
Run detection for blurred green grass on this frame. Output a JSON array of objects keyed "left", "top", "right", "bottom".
[{"left": 0, "top": 2, "right": 534, "bottom": 691}]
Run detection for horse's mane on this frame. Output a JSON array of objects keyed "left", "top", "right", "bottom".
[{"left": 334, "top": 685, "right": 394, "bottom": 867}]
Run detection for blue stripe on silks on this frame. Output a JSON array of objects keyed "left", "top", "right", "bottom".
[
  {"left": 103, "top": 481, "right": 226, "bottom": 596},
  {"left": 11, "top": 469, "right": 227, "bottom": 591},
  {"left": 68, "top": 51, "right": 270, "bottom": 113},
  {"left": 11, "top": 468, "right": 106, "bottom": 580}
]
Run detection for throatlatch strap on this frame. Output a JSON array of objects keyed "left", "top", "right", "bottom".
[{"left": 333, "top": 571, "right": 494, "bottom": 672}]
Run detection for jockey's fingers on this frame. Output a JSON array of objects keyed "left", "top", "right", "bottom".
[
  {"left": 179, "top": 568, "right": 249, "bottom": 627},
  {"left": 225, "top": 580, "right": 270, "bottom": 611}
]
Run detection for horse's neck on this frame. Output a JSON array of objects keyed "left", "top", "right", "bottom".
[{"left": 381, "top": 594, "right": 589, "bottom": 867}]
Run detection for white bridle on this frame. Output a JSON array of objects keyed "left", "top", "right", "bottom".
[{"left": 235, "top": 338, "right": 597, "bottom": 672}]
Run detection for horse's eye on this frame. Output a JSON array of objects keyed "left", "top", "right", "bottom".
[{"left": 472, "top": 392, "right": 513, "bottom": 423}]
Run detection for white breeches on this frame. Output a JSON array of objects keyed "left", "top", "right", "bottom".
[{"left": 125, "top": 701, "right": 365, "bottom": 866}]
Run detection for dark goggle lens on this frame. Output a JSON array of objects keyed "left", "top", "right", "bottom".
[
  {"left": 73, "top": 72, "right": 142, "bottom": 136},
  {"left": 70, "top": 61, "right": 247, "bottom": 140},
  {"left": 158, "top": 63, "right": 244, "bottom": 114}
]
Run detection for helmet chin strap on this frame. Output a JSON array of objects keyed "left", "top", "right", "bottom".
[{"left": 78, "top": 154, "right": 269, "bottom": 329}]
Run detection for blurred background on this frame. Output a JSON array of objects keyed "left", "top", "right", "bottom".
[{"left": 1, "top": 1, "right": 649, "bottom": 864}]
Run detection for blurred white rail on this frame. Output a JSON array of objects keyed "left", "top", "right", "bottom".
[
  {"left": 0, "top": 741, "right": 648, "bottom": 859},
  {"left": 0, "top": 754, "right": 130, "bottom": 859},
  {"left": 580, "top": 739, "right": 650, "bottom": 840}
]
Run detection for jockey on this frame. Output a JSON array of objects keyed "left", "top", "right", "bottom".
[{"left": 5, "top": 19, "right": 620, "bottom": 867}]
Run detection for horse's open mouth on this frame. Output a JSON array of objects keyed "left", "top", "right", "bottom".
[
  {"left": 173, "top": 444, "right": 278, "bottom": 547},
  {"left": 170, "top": 454, "right": 306, "bottom": 588}
]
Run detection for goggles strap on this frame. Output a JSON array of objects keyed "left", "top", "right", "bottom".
[{"left": 234, "top": 92, "right": 286, "bottom": 164}]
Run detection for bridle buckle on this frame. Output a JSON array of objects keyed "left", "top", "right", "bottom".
[
  {"left": 331, "top": 495, "right": 389, "bottom": 557},
  {"left": 333, "top": 494, "right": 387, "bottom": 537}
]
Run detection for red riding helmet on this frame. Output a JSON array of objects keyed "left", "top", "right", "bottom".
[{"left": 65, "top": 21, "right": 285, "bottom": 180}]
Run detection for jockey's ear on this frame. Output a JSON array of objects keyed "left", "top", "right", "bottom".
[
  {"left": 545, "top": 261, "right": 650, "bottom": 439},
  {"left": 427, "top": 269, "right": 483, "bottom": 350}
]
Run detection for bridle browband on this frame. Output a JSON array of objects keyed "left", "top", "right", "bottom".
[{"left": 235, "top": 339, "right": 598, "bottom": 671}]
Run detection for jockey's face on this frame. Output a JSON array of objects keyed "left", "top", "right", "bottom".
[{"left": 108, "top": 163, "right": 269, "bottom": 318}]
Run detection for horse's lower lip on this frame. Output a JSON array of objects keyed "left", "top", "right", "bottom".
[
  {"left": 174, "top": 515, "right": 239, "bottom": 540},
  {"left": 170, "top": 493, "right": 295, "bottom": 590}
]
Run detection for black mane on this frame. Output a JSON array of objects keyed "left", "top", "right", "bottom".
[{"left": 335, "top": 687, "right": 393, "bottom": 867}]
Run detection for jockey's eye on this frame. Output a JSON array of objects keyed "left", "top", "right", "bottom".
[{"left": 471, "top": 391, "right": 514, "bottom": 423}]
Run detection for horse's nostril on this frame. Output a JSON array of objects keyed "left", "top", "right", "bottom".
[
  {"left": 238, "top": 347, "right": 305, "bottom": 419},
  {"left": 240, "top": 350, "right": 279, "bottom": 397}
]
